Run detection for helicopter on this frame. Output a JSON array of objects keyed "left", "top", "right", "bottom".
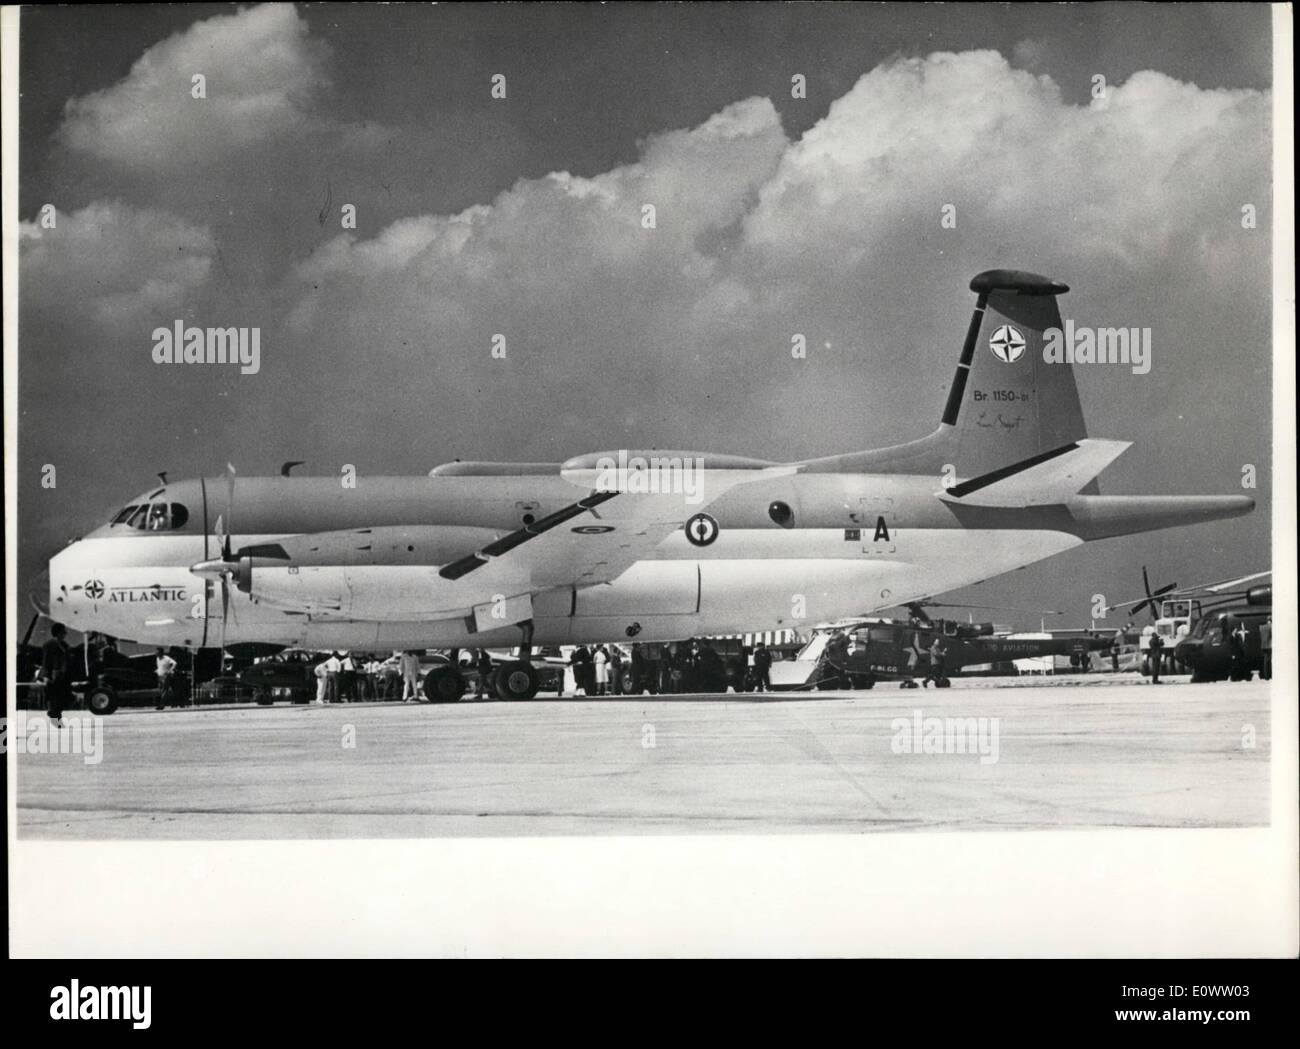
[
  {"left": 772, "top": 601, "right": 1117, "bottom": 689},
  {"left": 1104, "top": 569, "right": 1271, "bottom": 681}
]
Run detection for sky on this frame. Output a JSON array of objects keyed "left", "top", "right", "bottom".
[{"left": 16, "top": 3, "right": 1274, "bottom": 636}]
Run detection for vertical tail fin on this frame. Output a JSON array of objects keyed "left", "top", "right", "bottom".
[{"left": 940, "top": 270, "right": 1088, "bottom": 478}]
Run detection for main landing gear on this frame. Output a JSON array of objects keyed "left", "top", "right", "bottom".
[
  {"left": 494, "top": 620, "right": 540, "bottom": 701},
  {"left": 423, "top": 665, "right": 466, "bottom": 703}
]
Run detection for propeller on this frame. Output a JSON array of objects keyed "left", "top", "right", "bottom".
[
  {"left": 1129, "top": 566, "right": 1178, "bottom": 621},
  {"left": 192, "top": 463, "right": 239, "bottom": 655},
  {"left": 1100, "top": 566, "right": 1178, "bottom": 619}
]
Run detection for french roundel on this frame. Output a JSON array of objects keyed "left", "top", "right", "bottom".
[
  {"left": 988, "top": 325, "right": 1026, "bottom": 363},
  {"left": 685, "top": 513, "right": 719, "bottom": 547}
]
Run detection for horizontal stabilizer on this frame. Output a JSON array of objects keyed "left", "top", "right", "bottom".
[{"left": 941, "top": 439, "right": 1131, "bottom": 507}]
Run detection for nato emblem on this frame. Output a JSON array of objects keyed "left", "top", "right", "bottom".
[{"left": 989, "top": 324, "right": 1026, "bottom": 363}]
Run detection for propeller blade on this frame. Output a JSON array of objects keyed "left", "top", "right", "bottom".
[
  {"left": 220, "top": 574, "right": 230, "bottom": 655},
  {"left": 1203, "top": 570, "right": 1271, "bottom": 593},
  {"left": 224, "top": 463, "right": 236, "bottom": 560},
  {"left": 932, "top": 602, "right": 1063, "bottom": 615}
]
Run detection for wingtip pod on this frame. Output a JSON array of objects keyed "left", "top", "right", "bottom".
[{"left": 1068, "top": 494, "right": 1255, "bottom": 540}]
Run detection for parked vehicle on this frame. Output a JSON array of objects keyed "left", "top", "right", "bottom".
[
  {"left": 238, "top": 650, "right": 329, "bottom": 703},
  {"left": 195, "top": 675, "right": 260, "bottom": 705},
  {"left": 80, "top": 664, "right": 191, "bottom": 715}
]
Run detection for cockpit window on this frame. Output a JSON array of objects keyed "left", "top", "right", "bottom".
[{"left": 113, "top": 502, "right": 190, "bottom": 530}]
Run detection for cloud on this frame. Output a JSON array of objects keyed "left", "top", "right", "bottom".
[
  {"left": 745, "top": 52, "right": 1267, "bottom": 283},
  {"left": 285, "top": 96, "right": 790, "bottom": 382},
  {"left": 23, "top": 27, "right": 1271, "bottom": 479},
  {"left": 276, "top": 49, "right": 1269, "bottom": 465},
  {"left": 59, "top": 3, "right": 328, "bottom": 170},
  {"left": 20, "top": 202, "right": 214, "bottom": 334}
]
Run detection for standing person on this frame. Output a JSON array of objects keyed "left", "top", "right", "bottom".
[
  {"left": 1260, "top": 617, "right": 1272, "bottom": 680},
  {"left": 752, "top": 642, "right": 772, "bottom": 693},
  {"left": 593, "top": 644, "right": 609, "bottom": 696},
  {"left": 570, "top": 645, "right": 592, "bottom": 696},
  {"left": 1231, "top": 622, "right": 1251, "bottom": 680},
  {"left": 314, "top": 659, "right": 328, "bottom": 704},
  {"left": 629, "top": 643, "right": 645, "bottom": 694},
  {"left": 155, "top": 647, "right": 178, "bottom": 709},
  {"left": 1111, "top": 627, "right": 1125, "bottom": 673},
  {"left": 339, "top": 652, "right": 356, "bottom": 703},
  {"left": 609, "top": 645, "right": 624, "bottom": 695},
  {"left": 400, "top": 650, "right": 420, "bottom": 702},
  {"left": 924, "top": 637, "right": 947, "bottom": 687},
  {"left": 41, "top": 623, "right": 73, "bottom": 726},
  {"left": 476, "top": 649, "right": 493, "bottom": 699},
  {"left": 322, "top": 651, "right": 342, "bottom": 703},
  {"left": 1148, "top": 631, "right": 1164, "bottom": 684}
]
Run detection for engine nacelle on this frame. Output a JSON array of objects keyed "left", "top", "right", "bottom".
[
  {"left": 1246, "top": 585, "right": 1272, "bottom": 606},
  {"left": 223, "top": 525, "right": 511, "bottom": 620}
]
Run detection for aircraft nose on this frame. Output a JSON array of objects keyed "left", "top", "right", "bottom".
[{"left": 47, "top": 542, "right": 86, "bottom": 622}]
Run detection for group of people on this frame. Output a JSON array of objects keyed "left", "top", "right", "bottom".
[
  {"left": 563, "top": 640, "right": 774, "bottom": 695},
  {"left": 567, "top": 643, "right": 629, "bottom": 695},
  {"left": 309, "top": 648, "right": 503, "bottom": 704},
  {"left": 312, "top": 650, "right": 427, "bottom": 704}
]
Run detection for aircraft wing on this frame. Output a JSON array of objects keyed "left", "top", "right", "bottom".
[{"left": 435, "top": 461, "right": 798, "bottom": 625}]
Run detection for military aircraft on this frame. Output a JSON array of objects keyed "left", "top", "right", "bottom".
[
  {"left": 1164, "top": 572, "right": 1272, "bottom": 682},
  {"left": 1104, "top": 568, "right": 1272, "bottom": 678},
  {"left": 44, "top": 269, "right": 1253, "bottom": 701},
  {"left": 771, "top": 605, "right": 1118, "bottom": 690}
]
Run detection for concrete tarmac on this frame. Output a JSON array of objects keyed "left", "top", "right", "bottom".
[{"left": 16, "top": 677, "right": 1271, "bottom": 838}]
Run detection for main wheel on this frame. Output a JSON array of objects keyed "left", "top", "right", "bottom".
[
  {"left": 87, "top": 687, "right": 118, "bottom": 715},
  {"left": 494, "top": 661, "right": 539, "bottom": 701},
  {"left": 423, "top": 668, "right": 466, "bottom": 703}
]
